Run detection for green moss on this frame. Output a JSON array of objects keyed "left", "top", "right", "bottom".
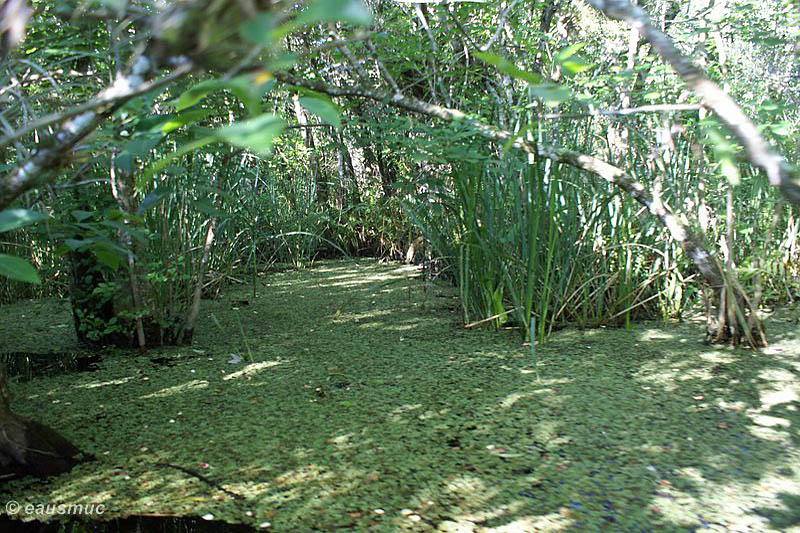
[{"left": 1, "top": 259, "right": 799, "bottom": 531}]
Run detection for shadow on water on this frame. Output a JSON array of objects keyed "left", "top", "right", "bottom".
[
  {"left": 0, "top": 516, "right": 261, "bottom": 532},
  {"left": 1, "top": 352, "right": 103, "bottom": 382}
]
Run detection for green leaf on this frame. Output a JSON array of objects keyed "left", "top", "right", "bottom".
[
  {"left": 92, "top": 246, "right": 121, "bottom": 270},
  {"left": 0, "top": 209, "right": 48, "bottom": 233},
  {"left": 269, "top": 53, "right": 298, "bottom": 71},
  {"left": 719, "top": 157, "right": 741, "bottom": 186},
  {"left": 299, "top": 97, "right": 341, "bottom": 128},
  {"left": 0, "top": 254, "right": 40, "bottom": 284},
  {"left": 71, "top": 210, "right": 93, "bottom": 222},
  {"left": 175, "top": 79, "right": 226, "bottom": 111},
  {"left": 135, "top": 113, "right": 177, "bottom": 132},
  {"left": 298, "top": 0, "right": 372, "bottom": 25},
  {"left": 474, "top": 51, "right": 543, "bottom": 85},
  {"left": 770, "top": 121, "right": 793, "bottom": 137},
  {"left": 529, "top": 83, "right": 573, "bottom": 106},
  {"left": 216, "top": 114, "right": 285, "bottom": 155},
  {"left": 193, "top": 199, "right": 225, "bottom": 217},
  {"left": 65, "top": 238, "right": 96, "bottom": 250},
  {"left": 226, "top": 75, "right": 263, "bottom": 116},
  {"left": 175, "top": 76, "right": 265, "bottom": 117},
  {"left": 137, "top": 187, "right": 169, "bottom": 215},
  {"left": 115, "top": 152, "right": 134, "bottom": 173},
  {"left": 161, "top": 109, "right": 213, "bottom": 134},
  {"left": 559, "top": 57, "right": 592, "bottom": 76},
  {"left": 240, "top": 12, "right": 275, "bottom": 45},
  {"left": 101, "top": 221, "right": 149, "bottom": 244},
  {"left": 554, "top": 42, "right": 586, "bottom": 63},
  {"left": 123, "top": 134, "right": 162, "bottom": 158},
  {"left": 139, "top": 135, "right": 219, "bottom": 187},
  {"left": 704, "top": 126, "right": 741, "bottom": 186}
]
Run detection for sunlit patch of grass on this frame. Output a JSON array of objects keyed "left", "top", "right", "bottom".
[
  {"left": 141, "top": 380, "right": 209, "bottom": 398},
  {"left": 74, "top": 377, "right": 135, "bottom": 390},
  {"left": 222, "top": 360, "right": 283, "bottom": 381},
  {"left": 637, "top": 328, "right": 677, "bottom": 341}
]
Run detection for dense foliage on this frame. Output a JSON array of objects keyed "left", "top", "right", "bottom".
[{"left": 0, "top": 0, "right": 798, "bottom": 345}]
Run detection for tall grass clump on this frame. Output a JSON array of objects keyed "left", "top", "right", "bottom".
[{"left": 407, "top": 149, "right": 694, "bottom": 343}]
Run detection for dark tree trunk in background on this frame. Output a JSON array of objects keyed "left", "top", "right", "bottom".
[
  {"left": 67, "top": 247, "right": 126, "bottom": 347},
  {"left": 65, "top": 182, "right": 186, "bottom": 349},
  {"left": 363, "top": 145, "right": 397, "bottom": 199}
]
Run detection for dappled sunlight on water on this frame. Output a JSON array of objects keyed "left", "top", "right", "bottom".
[{"left": 1, "top": 260, "right": 798, "bottom": 531}]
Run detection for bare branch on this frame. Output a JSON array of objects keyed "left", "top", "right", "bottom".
[
  {"left": 542, "top": 103, "right": 702, "bottom": 120},
  {"left": 481, "top": 0, "right": 521, "bottom": 52},
  {"left": 273, "top": 71, "right": 725, "bottom": 288},
  {"left": 584, "top": 0, "right": 800, "bottom": 207},
  {"left": 0, "top": 58, "right": 193, "bottom": 210},
  {"left": 0, "top": 62, "right": 191, "bottom": 152}
]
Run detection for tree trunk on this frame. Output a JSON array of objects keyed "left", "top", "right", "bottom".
[
  {"left": 66, "top": 172, "right": 186, "bottom": 349},
  {"left": 363, "top": 145, "right": 396, "bottom": 199},
  {"left": 292, "top": 95, "right": 327, "bottom": 205}
]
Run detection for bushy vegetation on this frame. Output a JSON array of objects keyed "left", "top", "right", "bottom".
[
  {"left": 0, "top": 0, "right": 799, "bottom": 524},
  {"left": 1, "top": 0, "right": 797, "bottom": 349}
]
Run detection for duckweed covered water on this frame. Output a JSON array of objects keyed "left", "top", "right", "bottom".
[{"left": 1, "top": 259, "right": 799, "bottom": 531}]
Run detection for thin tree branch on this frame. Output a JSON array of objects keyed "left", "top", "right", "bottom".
[
  {"left": 542, "top": 103, "right": 701, "bottom": 120},
  {"left": 481, "top": 0, "right": 521, "bottom": 52},
  {"left": 0, "top": 62, "right": 191, "bottom": 152},
  {"left": 584, "top": 0, "right": 800, "bottom": 207},
  {"left": 273, "top": 71, "right": 725, "bottom": 288},
  {"left": 0, "top": 58, "right": 193, "bottom": 210}
]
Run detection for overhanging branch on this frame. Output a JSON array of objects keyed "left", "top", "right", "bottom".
[
  {"left": 0, "top": 63, "right": 192, "bottom": 153},
  {"left": 274, "top": 71, "right": 725, "bottom": 288},
  {"left": 0, "top": 58, "right": 193, "bottom": 210},
  {"left": 584, "top": 0, "right": 800, "bottom": 207}
]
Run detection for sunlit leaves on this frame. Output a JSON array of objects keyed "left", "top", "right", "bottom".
[
  {"left": 175, "top": 75, "right": 272, "bottom": 117},
  {"left": 161, "top": 110, "right": 214, "bottom": 134},
  {"left": 0, "top": 254, "right": 40, "bottom": 284},
  {"left": 555, "top": 42, "right": 592, "bottom": 76},
  {"left": 176, "top": 80, "right": 228, "bottom": 111},
  {"left": 704, "top": 126, "right": 741, "bottom": 186},
  {"left": 140, "top": 136, "right": 219, "bottom": 186},
  {"left": 474, "top": 51, "right": 573, "bottom": 106},
  {"left": 555, "top": 42, "right": 585, "bottom": 62},
  {"left": 299, "top": 97, "right": 341, "bottom": 129},
  {"left": 769, "top": 121, "right": 794, "bottom": 137},
  {"left": 138, "top": 74, "right": 285, "bottom": 181},
  {"left": 473, "top": 51, "right": 543, "bottom": 85},
  {"left": 298, "top": 0, "right": 372, "bottom": 26},
  {"left": 0, "top": 209, "right": 48, "bottom": 233},
  {"left": 216, "top": 114, "right": 285, "bottom": 156},
  {"left": 529, "top": 84, "right": 573, "bottom": 107}
]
